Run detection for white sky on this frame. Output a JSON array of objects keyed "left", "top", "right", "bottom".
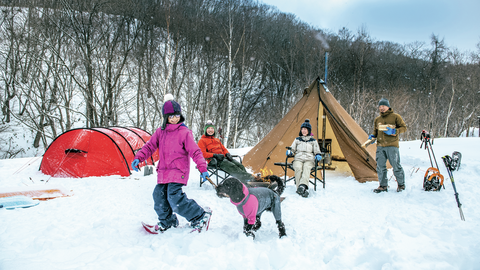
[{"left": 260, "top": 0, "right": 480, "bottom": 52}]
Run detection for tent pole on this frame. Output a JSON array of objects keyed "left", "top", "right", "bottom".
[
  {"left": 319, "top": 78, "right": 327, "bottom": 189},
  {"left": 322, "top": 108, "right": 326, "bottom": 188}
]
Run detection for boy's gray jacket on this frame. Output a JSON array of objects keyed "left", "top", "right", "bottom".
[{"left": 290, "top": 135, "right": 321, "bottom": 162}]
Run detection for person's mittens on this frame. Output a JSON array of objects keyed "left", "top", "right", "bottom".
[{"left": 225, "top": 153, "right": 234, "bottom": 161}]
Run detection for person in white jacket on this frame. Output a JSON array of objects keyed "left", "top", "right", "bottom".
[{"left": 286, "top": 119, "right": 322, "bottom": 197}]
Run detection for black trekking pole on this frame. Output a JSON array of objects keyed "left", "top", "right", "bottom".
[
  {"left": 441, "top": 155, "right": 465, "bottom": 221},
  {"left": 420, "top": 130, "right": 440, "bottom": 170}
]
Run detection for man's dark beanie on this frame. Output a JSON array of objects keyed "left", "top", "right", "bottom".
[{"left": 378, "top": 98, "right": 390, "bottom": 107}]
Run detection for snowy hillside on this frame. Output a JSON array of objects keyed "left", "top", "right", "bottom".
[{"left": 1, "top": 138, "right": 479, "bottom": 270}]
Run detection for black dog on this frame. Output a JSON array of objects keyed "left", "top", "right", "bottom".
[{"left": 216, "top": 177, "right": 286, "bottom": 239}]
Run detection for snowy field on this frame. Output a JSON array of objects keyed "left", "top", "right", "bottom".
[{"left": 1, "top": 137, "right": 480, "bottom": 270}]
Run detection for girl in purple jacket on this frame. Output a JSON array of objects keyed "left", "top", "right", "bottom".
[{"left": 132, "top": 94, "right": 211, "bottom": 233}]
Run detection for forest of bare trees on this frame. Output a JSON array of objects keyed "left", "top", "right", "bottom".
[{"left": 1, "top": 0, "right": 479, "bottom": 158}]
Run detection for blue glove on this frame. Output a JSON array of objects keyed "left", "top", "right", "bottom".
[
  {"left": 315, "top": 154, "right": 322, "bottom": 161},
  {"left": 286, "top": 150, "right": 293, "bottom": 157},
  {"left": 200, "top": 172, "right": 210, "bottom": 183},
  {"left": 383, "top": 127, "right": 396, "bottom": 135},
  {"left": 131, "top": 159, "right": 140, "bottom": 172},
  {"left": 368, "top": 134, "right": 375, "bottom": 140}
]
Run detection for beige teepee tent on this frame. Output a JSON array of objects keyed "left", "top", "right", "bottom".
[{"left": 243, "top": 78, "right": 378, "bottom": 183}]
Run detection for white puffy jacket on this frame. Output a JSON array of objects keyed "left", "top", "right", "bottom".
[{"left": 290, "top": 136, "right": 321, "bottom": 163}]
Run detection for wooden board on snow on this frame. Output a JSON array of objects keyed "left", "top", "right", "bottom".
[{"left": 0, "top": 184, "right": 73, "bottom": 201}]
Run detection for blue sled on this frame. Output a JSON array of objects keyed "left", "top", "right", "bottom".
[{"left": 0, "top": 195, "right": 39, "bottom": 210}]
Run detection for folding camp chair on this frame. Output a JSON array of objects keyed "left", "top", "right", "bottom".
[
  {"left": 274, "top": 147, "right": 325, "bottom": 191},
  {"left": 199, "top": 155, "right": 243, "bottom": 187}
]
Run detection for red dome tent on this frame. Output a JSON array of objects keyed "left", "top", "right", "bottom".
[{"left": 40, "top": 127, "right": 159, "bottom": 178}]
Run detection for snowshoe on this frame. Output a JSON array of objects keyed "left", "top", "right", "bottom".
[
  {"left": 191, "top": 207, "right": 212, "bottom": 232},
  {"left": 450, "top": 151, "right": 462, "bottom": 171},
  {"left": 423, "top": 167, "right": 443, "bottom": 191},
  {"left": 142, "top": 222, "right": 174, "bottom": 234}
]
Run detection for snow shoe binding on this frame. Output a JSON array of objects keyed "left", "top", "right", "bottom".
[
  {"left": 423, "top": 167, "right": 443, "bottom": 191},
  {"left": 142, "top": 221, "right": 176, "bottom": 234},
  {"left": 449, "top": 151, "right": 462, "bottom": 171},
  {"left": 191, "top": 207, "right": 212, "bottom": 232}
]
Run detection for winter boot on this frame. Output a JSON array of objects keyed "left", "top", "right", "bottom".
[
  {"left": 296, "top": 184, "right": 308, "bottom": 197},
  {"left": 191, "top": 207, "right": 212, "bottom": 232},
  {"left": 373, "top": 186, "right": 388, "bottom": 193},
  {"left": 397, "top": 185, "right": 405, "bottom": 192},
  {"left": 155, "top": 218, "right": 179, "bottom": 233},
  {"left": 302, "top": 188, "right": 309, "bottom": 198},
  {"left": 276, "top": 220, "right": 286, "bottom": 238},
  {"left": 154, "top": 223, "right": 171, "bottom": 233}
]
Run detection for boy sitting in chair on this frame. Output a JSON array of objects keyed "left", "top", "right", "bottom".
[
  {"left": 286, "top": 119, "right": 322, "bottom": 198},
  {"left": 198, "top": 120, "right": 255, "bottom": 184}
]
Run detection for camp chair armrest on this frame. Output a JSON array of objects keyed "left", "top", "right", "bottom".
[{"left": 230, "top": 154, "right": 242, "bottom": 164}]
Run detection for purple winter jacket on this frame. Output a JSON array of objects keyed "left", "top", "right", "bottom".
[{"left": 134, "top": 123, "right": 208, "bottom": 185}]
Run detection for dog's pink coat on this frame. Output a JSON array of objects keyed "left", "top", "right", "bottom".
[{"left": 230, "top": 183, "right": 259, "bottom": 225}]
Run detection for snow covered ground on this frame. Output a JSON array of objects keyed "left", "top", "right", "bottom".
[{"left": 1, "top": 138, "right": 479, "bottom": 270}]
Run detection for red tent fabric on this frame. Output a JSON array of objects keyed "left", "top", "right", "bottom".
[
  {"left": 123, "top": 127, "right": 159, "bottom": 165},
  {"left": 40, "top": 127, "right": 158, "bottom": 178}
]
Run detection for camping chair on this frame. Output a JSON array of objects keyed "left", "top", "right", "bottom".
[
  {"left": 199, "top": 155, "right": 243, "bottom": 187},
  {"left": 274, "top": 147, "right": 325, "bottom": 191}
]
